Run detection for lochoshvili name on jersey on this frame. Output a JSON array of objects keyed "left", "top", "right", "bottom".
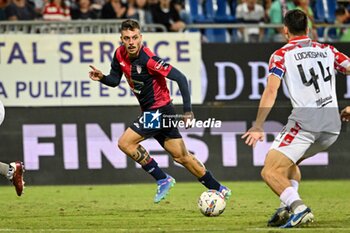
[{"left": 294, "top": 51, "right": 327, "bottom": 61}]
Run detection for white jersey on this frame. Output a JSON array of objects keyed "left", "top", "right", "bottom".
[{"left": 268, "top": 36, "right": 350, "bottom": 133}]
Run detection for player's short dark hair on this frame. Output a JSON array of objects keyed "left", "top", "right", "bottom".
[
  {"left": 284, "top": 9, "right": 308, "bottom": 36},
  {"left": 120, "top": 19, "right": 141, "bottom": 32}
]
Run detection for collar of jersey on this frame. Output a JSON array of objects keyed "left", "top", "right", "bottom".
[{"left": 289, "top": 35, "right": 310, "bottom": 43}]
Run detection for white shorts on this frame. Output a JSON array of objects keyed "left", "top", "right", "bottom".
[
  {"left": 0, "top": 100, "right": 4, "bottom": 126},
  {"left": 270, "top": 120, "right": 338, "bottom": 164}
]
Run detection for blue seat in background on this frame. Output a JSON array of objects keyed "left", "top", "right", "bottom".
[
  {"left": 215, "top": 0, "right": 235, "bottom": 22},
  {"left": 314, "top": 0, "right": 337, "bottom": 23},
  {"left": 204, "top": 0, "right": 215, "bottom": 20},
  {"left": 189, "top": 0, "right": 227, "bottom": 42},
  {"left": 230, "top": 0, "right": 237, "bottom": 18},
  {"left": 313, "top": 0, "right": 325, "bottom": 22},
  {"left": 187, "top": 0, "right": 233, "bottom": 42},
  {"left": 204, "top": 0, "right": 232, "bottom": 42},
  {"left": 204, "top": 28, "right": 230, "bottom": 42},
  {"left": 313, "top": 0, "right": 337, "bottom": 40},
  {"left": 326, "top": 0, "right": 337, "bottom": 23},
  {"left": 188, "top": 0, "right": 214, "bottom": 23}
]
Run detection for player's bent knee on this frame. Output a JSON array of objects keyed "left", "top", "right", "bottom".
[
  {"left": 118, "top": 139, "right": 129, "bottom": 153},
  {"left": 118, "top": 138, "right": 140, "bottom": 156},
  {"left": 261, "top": 166, "right": 276, "bottom": 182},
  {"left": 261, "top": 167, "right": 268, "bottom": 181}
]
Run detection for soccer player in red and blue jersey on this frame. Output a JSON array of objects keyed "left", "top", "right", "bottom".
[
  {"left": 89, "top": 19, "right": 231, "bottom": 203},
  {"left": 242, "top": 9, "right": 350, "bottom": 228}
]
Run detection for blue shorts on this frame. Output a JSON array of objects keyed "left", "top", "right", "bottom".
[{"left": 130, "top": 103, "right": 182, "bottom": 147}]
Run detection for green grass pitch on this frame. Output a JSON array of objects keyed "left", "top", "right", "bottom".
[{"left": 0, "top": 181, "right": 349, "bottom": 232}]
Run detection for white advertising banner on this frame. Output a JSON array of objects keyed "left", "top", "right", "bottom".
[{"left": 0, "top": 33, "right": 202, "bottom": 106}]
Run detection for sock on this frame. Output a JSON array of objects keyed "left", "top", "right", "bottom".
[
  {"left": 280, "top": 186, "right": 301, "bottom": 207},
  {"left": 142, "top": 158, "right": 167, "bottom": 181},
  {"left": 290, "top": 200, "right": 307, "bottom": 214},
  {"left": 0, "top": 162, "right": 10, "bottom": 179},
  {"left": 198, "top": 170, "right": 221, "bottom": 191},
  {"left": 290, "top": 179, "right": 299, "bottom": 191},
  {"left": 279, "top": 202, "right": 287, "bottom": 208},
  {"left": 280, "top": 180, "right": 299, "bottom": 208}
]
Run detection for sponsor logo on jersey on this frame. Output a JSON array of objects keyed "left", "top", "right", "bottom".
[{"left": 154, "top": 60, "right": 165, "bottom": 70}]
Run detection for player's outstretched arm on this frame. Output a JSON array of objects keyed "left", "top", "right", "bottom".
[
  {"left": 242, "top": 75, "right": 281, "bottom": 147},
  {"left": 341, "top": 106, "right": 350, "bottom": 122},
  {"left": 166, "top": 67, "right": 192, "bottom": 112},
  {"left": 89, "top": 65, "right": 104, "bottom": 81},
  {"left": 183, "top": 111, "right": 194, "bottom": 129},
  {"left": 166, "top": 67, "right": 194, "bottom": 128},
  {"left": 89, "top": 59, "right": 122, "bottom": 87},
  {"left": 241, "top": 126, "right": 264, "bottom": 148}
]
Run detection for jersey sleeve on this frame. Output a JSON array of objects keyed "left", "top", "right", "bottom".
[
  {"left": 167, "top": 67, "right": 192, "bottom": 112},
  {"left": 329, "top": 45, "right": 350, "bottom": 74},
  {"left": 100, "top": 50, "right": 123, "bottom": 87},
  {"left": 268, "top": 49, "right": 286, "bottom": 79}
]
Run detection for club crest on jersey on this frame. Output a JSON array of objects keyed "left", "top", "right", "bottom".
[{"left": 136, "top": 65, "right": 142, "bottom": 74}]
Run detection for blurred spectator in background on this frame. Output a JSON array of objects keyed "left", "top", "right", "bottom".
[
  {"left": 101, "top": 0, "right": 133, "bottom": 19},
  {"left": 331, "top": 6, "right": 349, "bottom": 41},
  {"left": 135, "top": 0, "right": 153, "bottom": 23},
  {"left": 91, "top": 0, "right": 105, "bottom": 12},
  {"left": 64, "top": 0, "right": 77, "bottom": 9},
  {"left": 268, "top": 0, "right": 295, "bottom": 41},
  {"left": 263, "top": 0, "right": 272, "bottom": 23},
  {"left": 337, "top": 6, "right": 350, "bottom": 42},
  {"left": 42, "top": 0, "right": 71, "bottom": 20},
  {"left": 135, "top": 0, "right": 153, "bottom": 25},
  {"left": 71, "top": 0, "right": 99, "bottom": 19},
  {"left": 31, "top": 0, "right": 47, "bottom": 18},
  {"left": 335, "top": 6, "right": 349, "bottom": 25},
  {"left": 0, "top": 0, "right": 8, "bottom": 20},
  {"left": 150, "top": 0, "right": 185, "bottom": 32},
  {"left": 295, "top": 0, "right": 318, "bottom": 40},
  {"left": 126, "top": 0, "right": 153, "bottom": 24},
  {"left": 172, "top": 0, "right": 192, "bottom": 24},
  {"left": 147, "top": 0, "right": 158, "bottom": 7},
  {"left": 121, "top": 0, "right": 135, "bottom": 18},
  {"left": 236, "top": 0, "right": 265, "bottom": 42},
  {"left": 262, "top": 0, "right": 272, "bottom": 41},
  {"left": 5, "top": 0, "right": 36, "bottom": 20}
]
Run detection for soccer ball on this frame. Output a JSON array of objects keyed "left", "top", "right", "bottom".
[{"left": 198, "top": 190, "right": 226, "bottom": 217}]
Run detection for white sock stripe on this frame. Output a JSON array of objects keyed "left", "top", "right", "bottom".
[{"left": 290, "top": 179, "right": 299, "bottom": 191}]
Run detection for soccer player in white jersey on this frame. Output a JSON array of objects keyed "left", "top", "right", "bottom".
[
  {"left": 242, "top": 9, "right": 350, "bottom": 228},
  {"left": 0, "top": 100, "right": 25, "bottom": 196}
]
